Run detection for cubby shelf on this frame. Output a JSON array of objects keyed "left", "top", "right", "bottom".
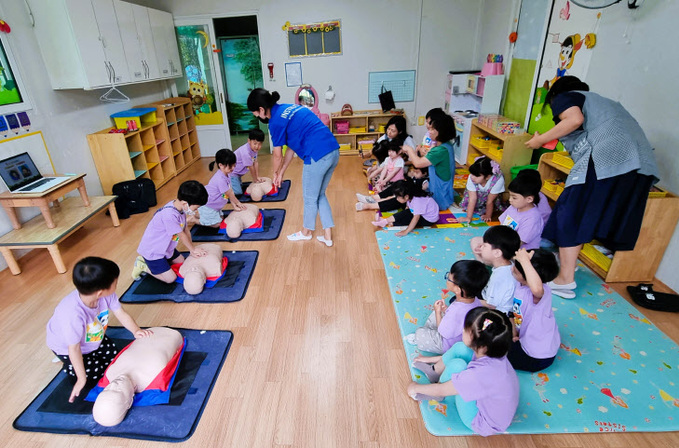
[
  {"left": 87, "top": 97, "right": 200, "bottom": 194},
  {"left": 537, "top": 151, "right": 679, "bottom": 282},
  {"left": 329, "top": 109, "right": 405, "bottom": 156}
]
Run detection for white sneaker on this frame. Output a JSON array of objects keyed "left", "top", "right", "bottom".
[
  {"left": 355, "top": 202, "right": 364, "bottom": 211},
  {"left": 317, "top": 236, "right": 333, "bottom": 247},
  {"left": 356, "top": 193, "right": 376, "bottom": 204},
  {"left": 287, "top": 231, "right": 312, "bottom": 241},
  {"left": 548, "top": 281, "right": 577, "bottom": 299}
]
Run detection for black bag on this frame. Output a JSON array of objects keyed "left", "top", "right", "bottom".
[
  {"left": 111, "top": 178, "right": 157, "bottom": 219},
  {"left": 378, "top": 83, "right": 395, "bottom": 112}
]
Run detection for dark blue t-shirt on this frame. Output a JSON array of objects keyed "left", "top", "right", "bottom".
[
  {"left": 551, "top": 91, "right": 586, "bottom": 125},
  {"left": 268, "top": 103, "right": 339, "bottom": 164}
]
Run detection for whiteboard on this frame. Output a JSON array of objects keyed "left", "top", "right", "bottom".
[{"left": 368, "top": 70, "right": 416, "bottom": 103}]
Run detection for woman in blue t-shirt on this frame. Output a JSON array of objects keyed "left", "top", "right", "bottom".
[{"left": 247, "top": 88, "right": 340, "bottom": 247}]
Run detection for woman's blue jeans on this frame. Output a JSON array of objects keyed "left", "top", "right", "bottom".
[{"left": 302, "top": 149, "right": 340, "bottom": 230}]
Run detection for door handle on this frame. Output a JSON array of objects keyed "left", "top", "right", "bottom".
[{"left": 220, "top": 92, "right": 224, "bottom": 104}]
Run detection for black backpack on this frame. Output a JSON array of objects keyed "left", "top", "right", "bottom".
[{"left": 111, "top": 178, "right": 157, "bottom": 219}]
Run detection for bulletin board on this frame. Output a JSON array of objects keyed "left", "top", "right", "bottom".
[{"left": 368, "top": 70, "right": 416, "bottom": 103}]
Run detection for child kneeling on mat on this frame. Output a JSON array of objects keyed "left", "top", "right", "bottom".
[
  {"left": 46, "top": 257, "right": 153, "bottom": 403},
  {"left": 406, "top": 260, "right": 489, "bottom": 353},
  {"left": 230, "top": 129, "right": 265, "bottom": 196},
  {"left": 196, "top": 149, "right": 245, "bottom": 227},
  {"left": 132, "top": 180, "right": 208, "bottom": 283},
  {"left": 407, "top": 308, "right": 519, "bottom": 437},
  {"left": 371, "top": 180, "right": 439, "bottom": 237},
  {"left": 508, "top": 248, "right": 561, "bottom": 372}
]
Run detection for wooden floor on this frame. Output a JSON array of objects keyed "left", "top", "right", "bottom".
[{"left": 2, "top": 153, "right": 678, "bottom": 447}]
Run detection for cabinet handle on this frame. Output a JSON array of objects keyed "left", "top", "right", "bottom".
[{"left": 104, "top": 61, "right": 111, "bottom": 83}]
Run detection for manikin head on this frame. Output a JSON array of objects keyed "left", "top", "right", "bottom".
[
  {"left": 92, "top": 374, "right": 135, "bottom": 427},
  {"left": 182, "top": 266, "right": 208, "bottom": 295},
  {"left": 245, "top": 177, "right": 274, "bottom": 201}
]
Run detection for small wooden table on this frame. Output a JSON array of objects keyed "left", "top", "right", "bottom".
[
  {"left": 0, "top": 196, "right": 119, "bottom": 275},
  {"left": 0, "top": 174, "right": 90, "bottom": 229}
]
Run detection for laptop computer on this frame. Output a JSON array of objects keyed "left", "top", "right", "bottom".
[{"left": 0, "top": 152, "right": 72, "bottom": 194}]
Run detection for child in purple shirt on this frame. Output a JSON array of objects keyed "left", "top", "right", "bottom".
[
  {"left": 408, "top": 308, "right": 519, "bottom": 436},
  {"left": 132, "top": 181, "right": 208, "bottom": 283},
  {"left": 230, "top": 129, "right": 265, "bottom": 196},
  {"left": 46, "top": 257, "right": 152, "bottom": 403},
  {"left": 508, "top": 248, "right": 561, "bottom": 372},
  {"left": 499, "top": 173, "right": 545, "bottom": 249},
  {"left": 406, "top": 260, "right": 489, "bottom": 354},
  {"left": 371, "top": 180, "right": 439, "bottom": 237},
  {"left": 196, "top": 149, "right": 244, "bottom": 227}
]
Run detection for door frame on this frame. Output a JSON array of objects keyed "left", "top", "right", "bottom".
[{"left": 171, "top": 12, "right": 265, "bottom": 150}]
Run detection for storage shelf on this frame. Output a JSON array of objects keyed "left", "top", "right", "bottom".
[
  {"left": 128, "top": 151, "right": 142, "bottom": 158},
  {"left": 142, "top": 144, "right": 154, "bottom": 152},
  {"left": 155, "top": 139, "right": 165, "bottom": 145},
  {"left": 159, "top": 155, "right": 169, "bottom": 162},
  {"left": 134, "top": 169, "right": 147, "bottom": 178},
  {"left": 466, "top": 119, "right": 530, "bottom": 181},
  {"left": 147, "top": 162, "right": 159, "bottom": 169},
  {"left": 537, "top": 151, "right": 679, "bottom": 282},
  {"left": 468, "top": 144, "right": 500, "bottom": 163}
]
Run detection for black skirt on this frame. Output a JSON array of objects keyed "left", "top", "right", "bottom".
[{"left": 542, "top": 158, "right": 654, "bottom": 251}]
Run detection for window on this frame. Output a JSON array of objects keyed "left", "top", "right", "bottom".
[
  {"left": 283, "top": 20, "right": 341, "bottom": 57},
  {"left": 0, "top": 33, "right": 31, "bottom": 114}
]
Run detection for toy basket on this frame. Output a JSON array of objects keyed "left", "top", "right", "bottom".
[
  {"left": 542, "top": 180, "right": 559, "bottom": 192},
  {"left": 581, "top": 242, "right": 612, "bottom": 272},
  {"left": 487, "top": 147, "right": 503, "bottom": 159},
  {"left": 552, "top": 152, "right": 574, "bottom": 169},
  {"left": 472, "top": 136, "right": 491, "bottom": 149},
  {"left": 335, "top": 120, "right": 350, "bottom": 134},
  {"left": 338, "top": 143, "right": 352, "bottom": 151},
  {"left": 349, "top": 126, "right": 367, "bottom": 134}
]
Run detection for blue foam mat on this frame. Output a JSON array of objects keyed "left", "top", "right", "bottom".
[
  {"left": 237, "top": 179, "right": 291, "bottom": 202},
  {"left": 191, "top": 209, "right": 286, "bottom": 242},
  {"left": 120, "top": 250, "right": 258, "bottom": 303},
  {"left": 375, "top": 226, "right": 679, "bottom": 436},
  {"left": 13, "top": 327, "right": 233, "bottom": 442}
]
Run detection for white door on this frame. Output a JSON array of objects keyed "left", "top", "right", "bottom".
[
  {"left": 91, "top": 0, "right": 130, "bottom": 84},
  {"left": 65, "top": 0, "right": 110, "bottom": 88},
  {"left": 148, "top": 9, "right": 172, "bottom": 78},
  {"left": 113, "top": 0, "right": 145, "bottom": 81},
  {"left": 171, "top": 19, "right": 230, "bottom": 152}
]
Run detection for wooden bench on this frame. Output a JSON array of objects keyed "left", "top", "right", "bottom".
[{"left": 0, "top": 196, "right": 119, "bottom": 275}]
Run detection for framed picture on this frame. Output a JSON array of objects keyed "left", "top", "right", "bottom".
[{"left": 0, "top": 33, "right": 31, "bottom": 114}]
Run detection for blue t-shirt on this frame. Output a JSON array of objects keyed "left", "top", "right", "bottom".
[{"left": 268, "top": 103, "right": 339, "bottom": 164}]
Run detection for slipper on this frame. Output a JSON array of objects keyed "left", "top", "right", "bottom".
[
  {"left": 316, "top": 236, "right": 333, "bottom": 247},
  {"left": 355, "top": 202, "right": 364, "bottom": 211},
  {"left": 287, "top": 231, "right": 312, "bottom": 241},
  {"left": 372, "top": 218, "right": 389, "bottom": 228},
  {"left": 412, "top": 361, "right": 441, "bottom": 383},
  {"left": 549, "top": 281, "right": 577, "bottom": 299}
]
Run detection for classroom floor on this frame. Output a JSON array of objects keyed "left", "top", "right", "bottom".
[{"left": 2, "top": 152, "right": 678, "bottom": 447}]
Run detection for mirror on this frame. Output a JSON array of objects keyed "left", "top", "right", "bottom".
[
  {"left": 297, "top": 84, "right": 316, "bottom": 108},
  {"left": 294, "top": 84, "right": 330, "bottom": 126}
]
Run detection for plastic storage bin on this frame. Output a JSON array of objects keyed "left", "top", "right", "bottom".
[
  {"left": 552, "top": 152, "right": 574, "bottom": 169},
  {"left": 110, "top": 108, "right": 157, "bottom": 130}
]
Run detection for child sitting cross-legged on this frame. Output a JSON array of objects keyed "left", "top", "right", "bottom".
[
  {"left": 356, "top": 165, "right": 429, "bottom": 212},
  {"left": 407, "top": 308, "right": 519, "bottom": 437},
  {"left": 469, "top": 225, "right": 521, "bottom": 313},
  {"left": 508, "top": 248, "right": 561, "bottom": 372},
  {"left": 499, "top": 173, "right": 544, "bottom": 249},
  {"left": 406, "top": 260, "right": 490, "bottom": 353},
  {"left": 373, "top": 141, "right": 405, "bottom": 193},
  {"left": 370, "top": 180, "right": 439, "bottom": 237}
]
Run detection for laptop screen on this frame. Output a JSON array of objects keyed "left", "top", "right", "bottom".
[{"left": 0, "top": 152, "right": 43, "bottom": 192}]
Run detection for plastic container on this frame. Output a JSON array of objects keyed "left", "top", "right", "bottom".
[
  {"left": 349, "top": 126, "right": 367, "bottom": 133},
  {"left": 510, "top": 164, "right": 539, "bottom": 180},
  {"left": 335, "top": 120, "right": 349, "bottom": 134},
  {"left": 338, "top": 143, "right": 352, "bottom": 151},
  {"left": 552, "top": 152, "right": 574, "bottom": 169},
  {"left": 110, "top": 108, "right": 157, "bottom": 130},
  {"left": 648, "top": 186, "right": 668, "bottom": 198},
  {"left": 581, "top": 242, "right": 612, "bottom": 272}
]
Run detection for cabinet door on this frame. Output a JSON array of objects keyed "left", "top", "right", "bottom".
[
  {"left": 148, "top": 9, "right": 172, "bottom": 78},
  {"left": 163, "top": 15, "right": 182, "bottom": 77},
  {"left": 91, "top": 0, "right": 130, "bottom": 84},
  {"left": 113, "top": 0, "right": 145, "bottom": 81},
  {"left": 65, "top": 0, "right": 110, "bottom": 88},
  {"left": 131, "top": 4, "right": 160, "bottom": 79}
]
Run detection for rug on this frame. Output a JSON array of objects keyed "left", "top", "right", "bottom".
[{"left": 375, "top": 226, "right": 679, "bottom": 436}]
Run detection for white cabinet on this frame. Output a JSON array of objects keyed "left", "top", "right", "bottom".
[
  {"left": 30, "top": 0, "right": 180, "bottom": 90},
  {"left": 148, "top": 9, "right": 181, "bottom": 78},
  {"left": 444, "top": 73, "right": 504, "bottom": 115}
]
